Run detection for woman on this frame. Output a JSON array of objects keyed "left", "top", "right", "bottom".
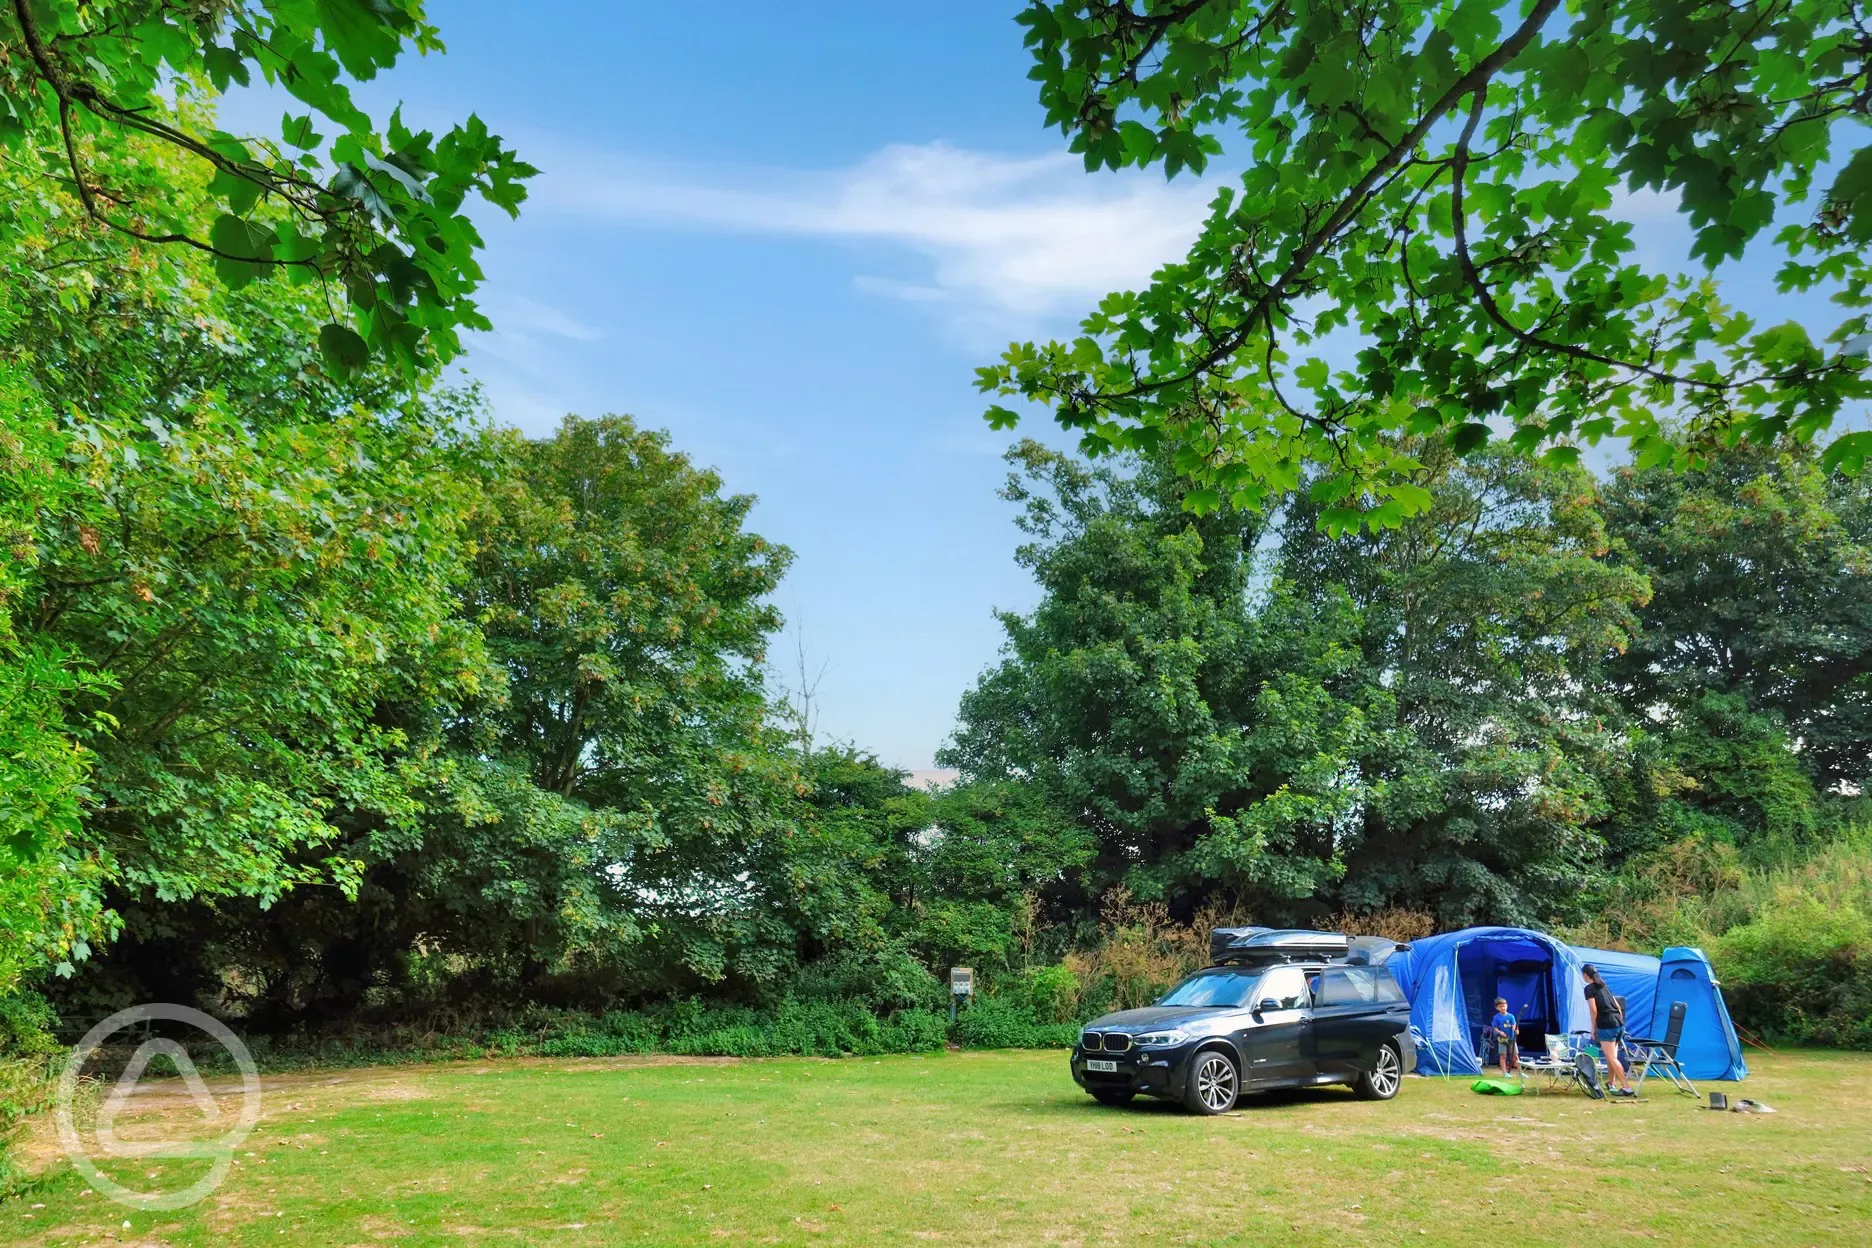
[{"left": 1580, "top": 964, "right": 1635, "bottom": 1098}]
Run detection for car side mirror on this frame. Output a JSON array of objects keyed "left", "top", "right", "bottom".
[{"left": 1256, "top": 998, "right": 1280, "bottom": 1014}]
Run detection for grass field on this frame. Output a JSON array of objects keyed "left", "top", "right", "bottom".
[{"left": 8, "top": 1049, "right": 1871, "bottom": 1246}]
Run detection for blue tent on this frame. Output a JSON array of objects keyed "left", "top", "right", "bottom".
[
  {"left": 1387, "top": 927, "right": 1590, "bottom": 1075},
  {"left": 1569, "top": 944, "right": 1747, "bottom": 1081}
]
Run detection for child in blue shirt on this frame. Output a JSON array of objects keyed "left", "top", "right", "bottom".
[{"left": 1488, "top": 998, "right": 1520, "bottom": 1074}]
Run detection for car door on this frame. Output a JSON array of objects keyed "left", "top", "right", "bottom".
[
  {"left": 1309, "top": 967, "right": 1371, "bottom": 1078},
  {"left": 1235, "top": 965, "right": 1315, "bottom": 1086}
]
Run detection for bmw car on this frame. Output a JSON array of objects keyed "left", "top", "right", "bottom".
[{"left": 1069, "top": 931, "right": 1414, "bottom": 1114}]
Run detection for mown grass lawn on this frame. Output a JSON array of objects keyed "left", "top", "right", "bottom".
[{"left": 9, "top": 1049, "right": 1871, "bottom": 1247}]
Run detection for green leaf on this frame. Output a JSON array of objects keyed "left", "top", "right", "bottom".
[
  {"left": 209, "top": 169, "right": 264, "bottom": 218},
  {"left": 314, "top": 0, "right": 406, "bottom": 81},
  {"left": 210, "top": 213, "right": 273, "bottom": 261},
  {"left": 1829, "top": 146, "right": 1872, "bottom": 239},
  {"left": 202, "top": 45, "right": 250, "bottom": 91},
  {"left": 1546, "top": 42, "right": 1589, "bottom": 98},
  {"left": 1449, "top": 423, "right": 1491, "bottom": 455},
  {"left": 1822, "top": 431, "right": 1872, "bottom": 475},
  {"left": 282, "top": 113, "right": 324, "bottom": 150},
  {"left": 274, "top": 222, "right": 321, "bottom": 265},
  {"left": 1184, "top": 488, "right": 1221, "bottom": 516},
  {"left": 360, "top": 150, "right": 430, "bottom": 202},
  {"left": 319, "top": 322, "right": 371, "bottom": 375}
]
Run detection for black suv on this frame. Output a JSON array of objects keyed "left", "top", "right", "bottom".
[{"left": 1069, "top": 929, "right": 1414, "bottom": 1114}]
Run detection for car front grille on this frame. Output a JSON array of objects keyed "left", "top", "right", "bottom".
[
  {"left": 1087, "top": 1032, "right": 1130, "bottom": 1053},
  {"left": 1081, "top": 1032, "right": 1101, "bottom": 1051}
]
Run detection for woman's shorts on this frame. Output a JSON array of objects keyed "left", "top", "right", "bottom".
[{"left": 1595, "top": 1027, "right": 1625, "bottom": 1045}]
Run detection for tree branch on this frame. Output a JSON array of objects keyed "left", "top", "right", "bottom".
[{"left": 1084, "top": 0, "right": 1564, "bottom": 410}]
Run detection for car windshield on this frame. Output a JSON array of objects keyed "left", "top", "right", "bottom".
[{"left": 1156, "top": 969, "right": 1261, "bottom": 1008}]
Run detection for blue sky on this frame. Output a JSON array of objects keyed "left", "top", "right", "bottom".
[
  {"left": 293, "top": 0, "right": 1220, "bottom": 772},
  {"left": 250, "top": 2, "right": 1851, "bottom": 772}
]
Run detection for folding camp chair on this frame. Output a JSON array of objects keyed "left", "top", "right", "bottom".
[{"left": 1627, "top": 999, "right": 1699, "bottom": 1097}]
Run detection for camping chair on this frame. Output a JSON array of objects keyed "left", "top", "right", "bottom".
[
  {"left": 1551, "top": 1031, "right": 1618, "bottom": 1097},
  {"left": 1627, "top": 1000, "right": 1699, "bottom": 1097}
]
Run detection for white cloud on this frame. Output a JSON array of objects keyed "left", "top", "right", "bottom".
[
  {"left": 468, "top": 293, "right": 604, "bottom": 393},
  {"left": 534, "top": 142, "right": 1217, "bottom": 324},
  {"left": 494, "top": 294, "right": 605, "bottom": 343}
]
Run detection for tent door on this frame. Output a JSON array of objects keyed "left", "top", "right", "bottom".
[{"left": 1494, "top": 962, "right": 1554, "bottom": 1054}]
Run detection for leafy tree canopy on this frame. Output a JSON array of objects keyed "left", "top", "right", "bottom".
[
  {"left": 1605, "top": 442, "right": 1872, "bottom": 795},
  {"left": 0, "top": 0, "right": 534, "bottom": 378},
  {"left": 459, "top": 415, "right": 803, "bottom": 991},
  {"left": 945, "top": 437, "right": 1649, "bottom": 925},
  {"left": 0, "top": 127, "right": 494, "bottom": 988},
  {"left": 982, "top": 0, "right": 1872, "bottom": 528}
]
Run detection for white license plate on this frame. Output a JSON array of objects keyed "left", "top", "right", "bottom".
[{"left": 1085, "top": 1059, "right": 1119, "bottom": 1073}]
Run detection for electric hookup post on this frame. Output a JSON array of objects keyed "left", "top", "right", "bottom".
[{"left": 950, "top": 967, "right": 973, "bottom": 1024}]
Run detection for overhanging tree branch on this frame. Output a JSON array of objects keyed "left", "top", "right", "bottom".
[{"left": 1079, "top": 0, "right": 1564, "bottom": 411}]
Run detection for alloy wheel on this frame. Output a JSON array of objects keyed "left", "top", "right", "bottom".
[
  {"left": 1195, "top": 1053, "right": 1237, "bottom": 1112},
  {"left": 1370, "top": 1044, "right": 1400, "bottom": 1097}
]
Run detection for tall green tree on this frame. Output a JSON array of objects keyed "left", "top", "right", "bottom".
[
  {"left": 458, "top": 415, "right": 802, "bottom": 991},
  {"left": 1277, "top": 444, "right": 1651, "bottom": 921},
  {"left": 941, "top": 440, "right": 1326, "bottom": 908},
  {"left": 946, "top": 438, "right": 1650, "bottom": 925},
  {"left": 0, "top": 362, "right": 110, "bottom": 994},
  {"left": 1, "top": 130, "right": 491, "bottom": 995},
  {"left": 40, "top": 415, "right": 813, "bottom": 1017},
  {"left": 1598, "top": 443, "right": 1870, "bottom": 859},
  {"left": 982, "top": 1, "right": 1872, "bottom": 519}
]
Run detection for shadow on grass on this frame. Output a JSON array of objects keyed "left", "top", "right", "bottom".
[{"left": 1036, "top": 1083, "right": 1363, "bottom": 1120}]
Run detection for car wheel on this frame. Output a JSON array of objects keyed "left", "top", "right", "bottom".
[
  {"left": 1355, "top": 1041, "right": 1402, "bottom": 1101},
  {"left": 1183, "top": 1048, "right": 1240, "bottom": 1115},
  {"left": 1090, "top": 1088, "right": 1135, "bottom": 1106}
]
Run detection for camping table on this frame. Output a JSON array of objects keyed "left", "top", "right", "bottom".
[
  {"left": 1517, "top": 1060, "right": 1567, "bottom": 1091},
  {"left": 1515, "top": 1055, "right": 1597, "bottom": 1094}
]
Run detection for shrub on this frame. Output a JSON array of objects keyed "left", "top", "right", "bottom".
[
  {"left": 954, "top": 996, "right": 1079, "bottom": 1050},
  {"left": 1716, "top": 895, "right": 1872, "bottom": 1049},
  {"left": 1331, "top": 907, "right": 1437, "bottom": 942},
  {"left": 1061, "top": 890, "right": 1209, "bottom": 1014},
  {"left": 783, "top": 946, "right": 947, "bottom": 1014},
  {"left": 1015, "top": 964, "right": 1079, "bottom": 1023},
  {"left": 0, "top": 991, "right": 58, "bottom": 1059},
  {"left": 0, "top": 1054, "right": 55, "bottom": 1196}
]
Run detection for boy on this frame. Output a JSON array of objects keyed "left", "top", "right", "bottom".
[{"left": 1488, "top": 998, "right": 1520, "bottom": 1075}]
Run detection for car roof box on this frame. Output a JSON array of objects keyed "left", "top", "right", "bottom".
[
  {"left": 1208, "top": 926, "right": 1272, "bottom": 962},
  {"left": 1210, "top": 928, "right": 1350, "bottom": 965}
]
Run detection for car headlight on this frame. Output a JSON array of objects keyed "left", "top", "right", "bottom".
[{"left": 1134, "top": 1029, "right": 1189, "bottom": 1047}]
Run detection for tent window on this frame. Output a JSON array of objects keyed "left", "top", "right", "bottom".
[{"left": 1670, "top": 969, "right": 1696, "bottom": 981}]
